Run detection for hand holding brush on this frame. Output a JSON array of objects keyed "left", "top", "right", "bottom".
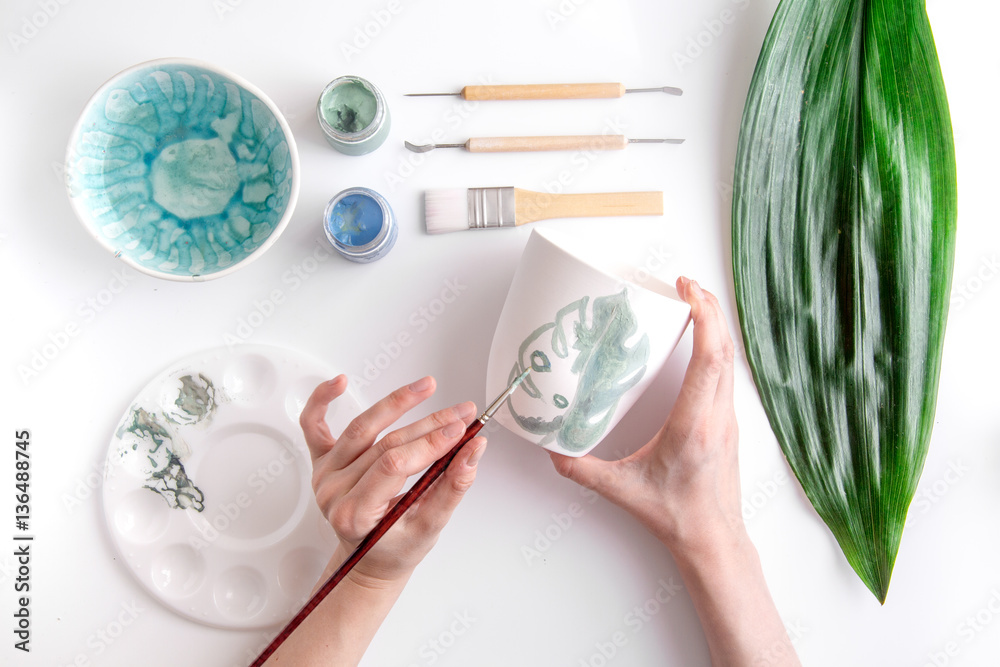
[{"left": 252, "top": 372, "right": 528, "bottom": 666}]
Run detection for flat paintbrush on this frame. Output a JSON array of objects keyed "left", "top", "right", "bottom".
[
  {"left": 248, "top": 369, "right": 530, "bottom": 667},
  {"left": 424, "top": 187, "right": 663, "bottom": 234}
]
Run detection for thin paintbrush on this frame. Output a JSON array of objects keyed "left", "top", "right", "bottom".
[
  {"left": 249, "top": 369, "right": 530, "bottom": 667},
  {"left": 405, "top": 135, "right": 684, "bottom": 154},
  {"left": 406, "top": 82, "right": 683, "bottom": 100},
  {"left": 424, "top": 187, "right": 663, "bottom": 234}
]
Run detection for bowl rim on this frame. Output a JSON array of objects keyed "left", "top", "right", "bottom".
[{"left": 64, "top": 56, "right": 301, "bottom": 283}]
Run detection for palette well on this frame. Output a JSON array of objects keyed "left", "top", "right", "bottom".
[{"left": 102, "top": 345, "right": 362, "bottom": 629}]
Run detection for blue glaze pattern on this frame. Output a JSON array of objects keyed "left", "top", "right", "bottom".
[
  {"left": 328, "top": 193, "right": 383, "bottom": 246},
  {"left": 67, "top": 60, "right": 297, "bottom": 280}
]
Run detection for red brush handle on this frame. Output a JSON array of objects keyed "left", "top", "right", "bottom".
[{"left": 249, "top": 419, "right": 485, "bottom": 667}]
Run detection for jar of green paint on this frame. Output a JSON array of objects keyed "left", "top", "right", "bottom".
[{"left": 316, "top": 75, "right": 391, "bottom": 155}]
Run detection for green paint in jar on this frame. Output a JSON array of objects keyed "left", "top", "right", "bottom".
[{"left": 316, "top": 76, "right": 390, "bottom": 155}]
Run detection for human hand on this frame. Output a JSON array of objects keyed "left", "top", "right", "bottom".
[
  {"left": 553, "top": 279, "right": 800, "bottom": 666},
  {"left": 549, "top": 277, "right": 743, "bottom": 558},
  {"left": 299, "top": 375, "right": 486, "bottom": 586}
]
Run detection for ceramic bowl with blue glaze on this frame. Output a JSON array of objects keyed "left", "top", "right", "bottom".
[{"left": 66, "top": 58, "right": 299, "bottom": 281}]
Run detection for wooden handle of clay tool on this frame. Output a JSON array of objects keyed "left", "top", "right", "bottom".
[
  {"left": 466, "top": 135, "right": 629, "bottom": 153},
  {"left": 514, "top": 189, "right": 663, "bottom": 224},
  {"left": 460, "top": 83, "right": 626, "bottom": 101}
]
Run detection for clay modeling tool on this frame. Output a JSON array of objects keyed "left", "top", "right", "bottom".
[
  {"left": 406, "top": 83, "right": 683, "bottom": 100},
  {"left": 249, "top": 369, "right": 531, "bottom": 667},
  {"left": 424, "top": 187, "right": 663, "bottom": 234},
  {"left": 404, "top": 135, "right": 684, "bottom": 153}
]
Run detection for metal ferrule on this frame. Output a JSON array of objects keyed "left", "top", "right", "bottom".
[
  {"left": 468, "top": 187, "right": 516, "bottom": 230},
  {"left": 479, "top": 369, "right": 531, "bottom": 423}
]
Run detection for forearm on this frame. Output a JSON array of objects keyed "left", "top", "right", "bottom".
[
  {"left": 263, "top": 547, "right": 410, "bottom": 667},
  {"left": 671, "top": 530, "right": 799, "bottom": 667}
]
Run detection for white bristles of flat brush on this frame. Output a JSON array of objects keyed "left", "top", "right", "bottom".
[{"left": 424, "top": 189, "right": 469, "bottom": 234}]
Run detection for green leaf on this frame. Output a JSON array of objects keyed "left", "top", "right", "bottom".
[{"left": 732, "top": 0, "right": 956, "bottom": 603}]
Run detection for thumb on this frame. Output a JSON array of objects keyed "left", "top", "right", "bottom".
[{"left": 548, "top": 451, "right": 621, "bottom": 500}]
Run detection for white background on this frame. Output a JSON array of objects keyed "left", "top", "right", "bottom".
[{"left": 2, "top": 0, "right": 998, "bottom": 665}]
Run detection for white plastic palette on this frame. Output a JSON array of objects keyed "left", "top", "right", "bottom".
[{"left": 102, "top": 345, "right": 363, "bottom": 629}]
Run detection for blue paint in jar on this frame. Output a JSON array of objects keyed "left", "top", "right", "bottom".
[{"left": 323, "top": 187, "right": 397, "bottom": 262}]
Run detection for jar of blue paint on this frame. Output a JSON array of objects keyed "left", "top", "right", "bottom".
[{"left": 323, "top": 187, "right": 397, "bottom": 262}]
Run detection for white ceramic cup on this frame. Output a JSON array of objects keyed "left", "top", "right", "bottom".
[{"left": 486, "top": 228, "right": 691, "bottom": 457}]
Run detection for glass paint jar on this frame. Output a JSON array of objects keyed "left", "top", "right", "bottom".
[
  {"left": 323, "top": 187, "right": 397, "bottom": 262},
  {"left": 316, "top": 76, "right": 390, "bottom": 155}
]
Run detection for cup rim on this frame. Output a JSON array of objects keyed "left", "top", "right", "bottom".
[{"left": 528, "top": 227, "right": 683, "bottom": 302}]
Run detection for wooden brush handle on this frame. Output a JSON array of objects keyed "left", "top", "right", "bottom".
[
  {"left": 466, "top": 135, "right": 628, "bottom": 153},
  {"left": 514, "top": 189, "right": 663, "bottom": 224},
  {"left": 460, "top": 83, "right": 625, "bottom": 101}
]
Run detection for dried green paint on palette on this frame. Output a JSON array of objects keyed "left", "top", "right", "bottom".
[
  {"left": 115, "top": 374, "right": 218, "bottom": 512},
  {"left": 732, "top": 0, "right": 956, "bottom": 602}
]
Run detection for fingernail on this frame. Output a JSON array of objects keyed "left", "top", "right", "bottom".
[
  {"left": 690, "top": 280, "right": 705, "bottom": 298},
  {"left": 454, "top": 402, "right": 476, "bottom": 421},
  {"left": 408, "top": 376, "right": 433, "bottom": 393},
  {"left": 442, "top": 421, "right": 466, "bottom": 438},
  {"left": 326, "top": 376, "right": 343, "bottom": 387},
  {"left": 466, "top": 441, "right": 486, "bottom": 468}
]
